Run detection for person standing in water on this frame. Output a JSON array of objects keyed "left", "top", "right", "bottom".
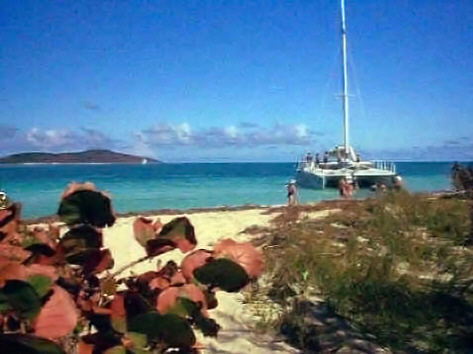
[{"left": 287, "top": 180, "right": 297, "bottom": 206}]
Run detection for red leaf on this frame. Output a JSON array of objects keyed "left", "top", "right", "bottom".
[
  {"left": 33, "top": 285, "right": 79, "bottom": 339},
  {"left": 213, "top": 239, "right": 264, "bottom": 279},
  {"left": 60, "top": 182, "right": 98, "bottom": 200},
  {"left": 0, "top": 244, "right": 31, "bottom": 263},
  {"left": 31, "top": 227, "right": 57, "bottom": 250},
  {"left": 149, "top": 276, "right": 170, "bottom": 291},
  {"left": 140, "top": 217, "right": 197, "bottom": 256},
  {"left": 170, "top": 271, "right": 186, "bottom": 286},
  {"left": 0, "top": 259, "right": 27, "bottom": 287},
  {"left": 132, "top": 217, "right": 160, "bottom": 248},
  {"left": 180, "top": 249, "right": 213, "bottom": 282},
  {"left": 0, "top": 203, "right": 20, "bottom": 242},
  {"left": 78, "top": 340, "right": 94, "bottom": 354},
  {"left": 156, "top": 284, "right": 208, "bottom": 317},
  {"left": 24, "top": 264, "right": 58, "bottom": 282},
  {"left": 156, "top": 286, "right": 179, "bottom": 314}
]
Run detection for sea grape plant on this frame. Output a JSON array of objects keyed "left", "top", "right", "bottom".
[{"left": 0, "top": 183, "right": 264, "bottom": 353}]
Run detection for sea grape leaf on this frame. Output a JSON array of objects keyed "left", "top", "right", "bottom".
[
  {"left": 0, "top": 280, "right": 42, "bottom": 319},
  {"left": 157, "top": 217, "right": 197, "bottom": 253},
  {"left": 0, "top": 203, "right": 20, "bottom": 242},
  {"left": 180, "top": 249, "right": 213, "bottom": 282},
  {"left": 110, "top": 293, "right": 127, "bottom": 333},
  {"left": 144, "top": 217, "right": 197, "bottom": 257},
  {"left": 57, "top": 190, "right": 116, "bottom": 227},
  {"left": 81, "top": 332, "right": 122, "bottom": 354},
  {"left": 128, "top": 311, "right": 196, "bottom": 348},
  {"left": 65, "top": 249, "right": 99, "bottom": 266},
  {"left": 0, "top": 260, "right": 27, "bottom": 287},
  {"left": 24, "top": 264, "right": 58, "bottom": 282},
  {"left": 24, "top": 243, "right": 56, "bottom": 257},
  {"left": 213, "top": 239, "right": 264, "bottom": 278},
  {"left": 60, "top": 225, "right": 103, "bottom": 253},
  {"left": 193, "top": 258, "right": 249, "bottom": 292},
  {"left": 133, "top": 217, "right": 162, "bottom": 248},
  {"left": 157, "top": 284, "right": 207, "bottom": 317},
  {"left": 82, "top": 248, "right": 114, "bottom": 275},
  {"left": 103, "top": 346, "right": 127, "bottom": 354},
  {"left": 0, "top": 333, "right": 66, "bottom": 354},
  {"left": 33, "top": 285, "right": 79, "bottom": 339},
  {"left": 0, "top": 244, "right": 31, "bottom": 263},
  {"left": 27, "top": 274, "right": 52, "bottom": 298},
  {"left": 144, "top": 239, "right": 175, "bottom": 257},
  {"left": 77, "top": 340, "right": 94, "bottom": 354},
  {"left": 124, "top": 291, "right": 153, "bottom": 325},
  {"left": 128, "top": 332, "right": 147, "bottom": 349},
  {"left": 203, "top": 288, "right": 218, "bottom": 309}
]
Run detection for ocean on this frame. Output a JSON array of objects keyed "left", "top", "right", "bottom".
[{"left": 0, "top": 162, "right": 466, "bottom": 219}]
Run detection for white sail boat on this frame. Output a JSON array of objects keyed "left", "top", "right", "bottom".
[{"left": 295, "top": 0, "right": 399, "bottom": 189}]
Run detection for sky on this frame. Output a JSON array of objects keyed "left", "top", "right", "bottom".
[{"left": 1, "top": 0, "right": 473, "bottom": 162}]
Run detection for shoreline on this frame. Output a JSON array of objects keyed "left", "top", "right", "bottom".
[{"left": 22, "top": 188, "right": 456, "bottom": 225}]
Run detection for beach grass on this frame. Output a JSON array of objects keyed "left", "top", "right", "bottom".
[{"left": 255, "top": 191, "right": 473, "bottom": 353}]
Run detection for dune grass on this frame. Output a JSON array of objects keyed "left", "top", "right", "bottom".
[{"left": 256, "top": 191, "right": 473, "bottom": 353}]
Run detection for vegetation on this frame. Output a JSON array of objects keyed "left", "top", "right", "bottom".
[
  {"left": 0, "top": 182, "right": 263, "bottom": 353},
  {"left": 257, "top": 181, "right": 473, "bottom": 352},
  {"left": 0, "top": 149, "right": 159, "bottom": 164}
]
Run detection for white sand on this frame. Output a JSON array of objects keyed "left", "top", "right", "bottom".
[{"left": 102, "top": 208, "right": 299, "bottom": 354}]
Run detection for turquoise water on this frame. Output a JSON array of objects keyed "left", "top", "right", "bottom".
[{"left": 0, "top": 162, "right": 466, "bottom": 219}]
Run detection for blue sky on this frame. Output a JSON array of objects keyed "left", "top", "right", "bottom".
[{"left": 1, "top": 0, "right": 472, "bottom": 162}]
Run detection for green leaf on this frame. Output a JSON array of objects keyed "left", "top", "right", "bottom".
[
  {"left": 104, "top": 346, "right": 127, "bottom": 354},
  {"left": 0, "top": 280, "right": 42, "bottom": 319},
  {"left": 166, "top": 297, "right": 198, "bottom": 318},
  {"left": 193, "top": 258, "right": 249, "bottom": 292},
  {"left": 128, "top": 312, "right": 196, "bottom": 348},
  {"left": 0, "top": 333, "right": 66, "bottom": 354},
  {"left": 0, "top": 290, "right": 12, "bottom": 312},
  {"left": 157, "top": 217, "right": 196, "bottom": 252},
  {"left": 131, "top": 349, "right": 149, "bottom": 354},
  {"left": 60, "top": 225, "right": 103, "bottom": 252},
  {"left": 128, "top": 332, "right": 147, "bottom": 349},
  {"left": 27, "top": 274, "right": 52, "bottom": 298},
  {"left": 57, "top": 190, "right": 116, "bottom": 227}
]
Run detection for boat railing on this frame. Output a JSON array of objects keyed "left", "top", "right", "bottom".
[{"left": 373, "top": 160, "right": 396, "bottom": 173}]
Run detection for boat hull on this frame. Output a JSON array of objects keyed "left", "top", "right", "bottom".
[{"left": 295, "top": 167, "right": 396, "bottom": 189}]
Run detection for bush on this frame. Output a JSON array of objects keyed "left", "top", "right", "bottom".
[{"left": 0, "top": 182, "right": 264, "bottom": 353}]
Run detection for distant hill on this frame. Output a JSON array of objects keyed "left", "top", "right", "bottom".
[{"left": 0, "top": 149, "right": 160, "bottom": 164}]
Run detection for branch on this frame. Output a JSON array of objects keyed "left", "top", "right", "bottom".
[{"left": 105, "top": 255, "right": 152, "bottom": 280}]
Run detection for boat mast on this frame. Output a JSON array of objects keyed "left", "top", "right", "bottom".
[{"left": 340, "top": 0, "right": 349, "bottom": 157}]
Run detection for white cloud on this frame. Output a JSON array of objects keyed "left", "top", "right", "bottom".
[{"left": 137, "top": 122, "right": 320, "bottom": 148}]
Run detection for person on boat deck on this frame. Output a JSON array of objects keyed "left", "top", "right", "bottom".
[
  {"left": 323, "top": 151, "right": 329, "bottom": 164},
  {"left": 286, "top": 180, "right": 297, "bottom": 206},
  {"left": 305, "top": 152, "right": 313, "bottom": 166},
  {"left": 315, "top": 153, "right": 320, "bottom": 166},
  {"left": 356, "top": 154, "right": 361, "bottom": 163}
]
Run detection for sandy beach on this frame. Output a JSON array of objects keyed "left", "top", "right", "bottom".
[{"left": 100, "top": 207, "right": 300, "bottom": 354}]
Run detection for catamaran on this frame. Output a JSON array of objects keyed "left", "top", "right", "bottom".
[{"left": 295, "top": 0, "right": 399, "bottom": 189}]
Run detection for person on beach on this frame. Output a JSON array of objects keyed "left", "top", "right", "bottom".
[
  {"left": 286, "top": 180, "right": 297, "bottom": 206},
  {"left": 392, "top": 175, "right": 403, "bottom": 190},
  {"left": 338, "top": 177, "right": 352, "bottom": 199}
]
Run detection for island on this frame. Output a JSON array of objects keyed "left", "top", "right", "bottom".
[{"left": 0, "top": 149, "right": 160, "bottom": 164}]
